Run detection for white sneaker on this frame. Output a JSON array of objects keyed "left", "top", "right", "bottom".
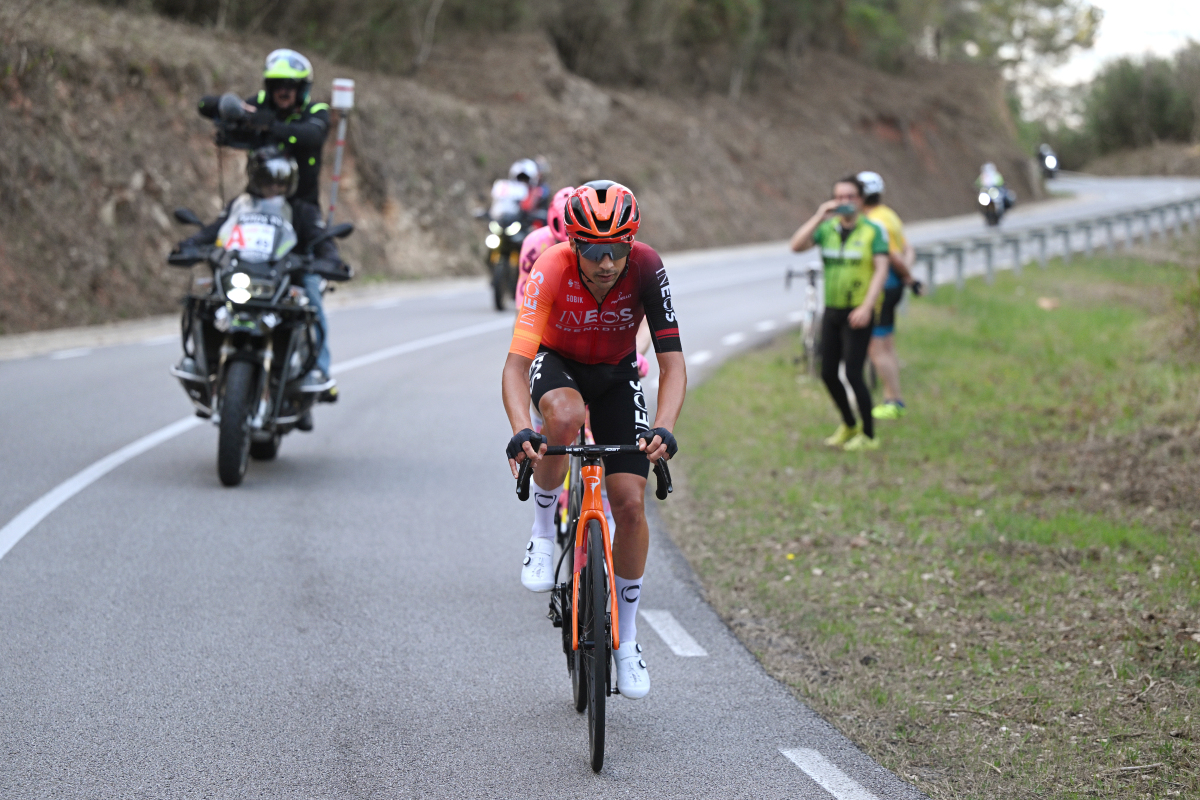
[
  {"left": 520, "top": 538, "right": 555, "bottom": 593},
  {"left": 613, "top": 641, "right": 650, "bottom": 699}
]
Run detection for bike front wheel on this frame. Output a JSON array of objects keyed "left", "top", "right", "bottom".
[{"left": 583, "top": 518, "right": 609, "bottom": 772}]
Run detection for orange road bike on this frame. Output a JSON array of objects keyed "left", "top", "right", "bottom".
[{"left": 516, "top": 437, "right": 672, "bottom": 772}]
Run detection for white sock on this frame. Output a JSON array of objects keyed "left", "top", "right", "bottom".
[
  {"left": 530, "top": 482, "right": 562, "bottom": 541},
  {"left": 614, "top": 575, "right": 641, "bottom": 643}
]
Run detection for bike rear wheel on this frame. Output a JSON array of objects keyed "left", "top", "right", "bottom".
[{"left": 584, "top": 518, "right": 609, "bottom": 772}]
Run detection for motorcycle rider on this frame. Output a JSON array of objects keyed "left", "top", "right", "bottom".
[
  {"left": 509, "top": 158, "right": 551, "bottom": 218},
  {"left": 173, "top": 148, "right": 346, "bottom": 431},
  {"left": 196, "top": 49, "right": 337, "bottom": 394},
  {"left": 197, "top": 49, "right": 331, "bottom": 208},
  {"left": 976, "top": 162, "right": 1015, "bottom": 211}
]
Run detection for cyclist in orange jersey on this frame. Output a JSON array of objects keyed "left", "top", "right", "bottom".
[{"left": 502, "top": 181, "right": 686, "bottom": 699}]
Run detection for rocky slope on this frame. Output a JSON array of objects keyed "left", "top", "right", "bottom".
[{"left": 0, "top": 1, "right": 1037, "bottom": 333}]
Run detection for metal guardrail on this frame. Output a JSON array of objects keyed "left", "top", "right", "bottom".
[{"left": 913, "top": 196, "right": 1200, "bottom": 293}]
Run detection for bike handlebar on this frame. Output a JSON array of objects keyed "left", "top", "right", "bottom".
[{"left": 516, "top": 443, "right": 673, "bottom": 502}]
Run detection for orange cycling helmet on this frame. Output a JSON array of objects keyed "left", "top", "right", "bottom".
[{"left": 564, "top": 180, "right": 640, "bottom": 242}]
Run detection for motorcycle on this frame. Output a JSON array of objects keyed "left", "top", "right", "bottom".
[
  {"left": 978, "top": 185, "right": 1014, "bottom": 227},
  {"left": 167, "top": 196, "right": 353, "bottom": 486},
  {"left": 480, "top": 178, "right": 544, "bottom": 311},
  {"left": 1037, "top": 144, "right": 1059, "bottom": 179}
]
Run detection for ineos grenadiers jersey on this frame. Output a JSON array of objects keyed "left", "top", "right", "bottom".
[
  {"left": 509, "top": 241, "right": 682, "bottom": 365},
  {"left": 813, "top": 216, "right": 889, "bottom": 309}
]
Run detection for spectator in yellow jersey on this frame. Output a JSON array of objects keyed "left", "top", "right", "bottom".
[{"left": 857, "top": 171, "right": 920, "bottom": 420}]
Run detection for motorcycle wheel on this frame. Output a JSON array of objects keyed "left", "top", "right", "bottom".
[
  {"left": 217, "top": 360, "right": 256, "bottom": 487},
  {"left": 492, "top": 261, "right": 509, "bottom": 311},
  {"left": 249, "top": 432, "right": 280, "bottom": 461}
]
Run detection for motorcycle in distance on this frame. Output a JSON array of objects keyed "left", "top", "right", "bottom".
[
  {"left": 978, "top": 185, "right": 1010, "bottom": 226},
  {"left": 479, "top": 178, "right": 545, "bottom": 310},
  {"left": 167, "top": 197, "right": 353, "bottom": 487},
  {"left": 1037, "top": 144, "right": 1059, "bottom": 179}
]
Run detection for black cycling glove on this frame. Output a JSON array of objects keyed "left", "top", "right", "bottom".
[
  {"left": 506, "top": 428, "right": 545, "bottom": 461},
  {"left": 640, "top": 427, "right": 678, "bottom": 459},
  {"left": 910, "top": 280, "right": 924, "bottom": 297}
]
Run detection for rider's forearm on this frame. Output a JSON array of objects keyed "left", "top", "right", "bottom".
[
  {"left": 862, "top": 255, "right": 890, "bottom": 309},
  {"left": 501, "top": 353, "right": 535, "bottom": 433},
  {"left": 890, "top": 249, "right": 915, "bottom": 283},
  {"left": 789, "top": 210, "right": 825, "bottom": 252},
  {"left": 651, "top": 351, "right": 687, "bottom": 431}
]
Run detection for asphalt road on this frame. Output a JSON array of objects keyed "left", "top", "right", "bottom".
[{"left": 2, "top": 174, "right": 1198, "bottom": 798}]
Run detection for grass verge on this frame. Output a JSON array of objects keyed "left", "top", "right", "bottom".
[{"left": 667, "top": 246, "right": 1200, "bottom": 799}]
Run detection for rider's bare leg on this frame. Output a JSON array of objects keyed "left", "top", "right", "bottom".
[
  {"left": 533, "top": 386, "right": 585, "bottom": 491},
  {"left": 868, "top": 334, "right": 902, "bottom": 403},
  {"left": 607, "top": 472, "right": 649, "bottom": 579}
]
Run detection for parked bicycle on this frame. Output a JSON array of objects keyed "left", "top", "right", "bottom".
[
  {"left": 785, "top": 261, "right": 823, "bottom": 376},
  {"left": 515, "top": 435, "right": 672, "bottom": 773}
]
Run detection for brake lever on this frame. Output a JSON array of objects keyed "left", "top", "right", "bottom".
[
  {"left": 516, "top": 458, "right": 535, "bottom": 501},
  {"left": 653, "top": 458, "right": 673, "bottom": 500}
]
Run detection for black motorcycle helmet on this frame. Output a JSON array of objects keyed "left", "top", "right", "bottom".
[{"left": 246, "top": 146, "right": 299, "bottom": 198}]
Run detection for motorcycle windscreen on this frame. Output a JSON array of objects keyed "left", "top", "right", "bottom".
[
  {"left": 215, "top": 195, "right": 298, "bottom": 263},
  {"left": 489, "top": 179, "right": 528, "bottom": 221}
]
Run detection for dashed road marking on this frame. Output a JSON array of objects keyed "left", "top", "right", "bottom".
[
  {"left": 689, "top": 350, "right": 712, "bottom": 365},
  {"left": 49, "top": 348, "right": 92, "bottom": 360},
  {"left": 721, "top": 332, "right": 745, "bottom": 346},
  {"left": 755, "top": 319, "right": 777, "bottom": 332},
  {"left": 780, "top": 748, "right": 881, "bottom": 800},
  {"left": 639, "top": 610, "right": 708, "bottom": 657}
]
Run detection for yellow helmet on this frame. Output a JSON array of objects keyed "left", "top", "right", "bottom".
[{"left": 263, "top": 49, "right": 313, "bottom": 103}]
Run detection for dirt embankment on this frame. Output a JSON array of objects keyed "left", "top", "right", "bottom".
[{"left": 0, "top": 2, "right": 1036, "bottom": 334}]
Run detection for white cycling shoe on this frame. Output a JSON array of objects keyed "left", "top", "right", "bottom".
[
  {"left": 613, "top": 641, "right": 650, "bottom": 699},
  {"left": 520, "top": 538, "right": 555, "bottom": 593}
]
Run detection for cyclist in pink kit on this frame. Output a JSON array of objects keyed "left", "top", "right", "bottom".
[{"left": 515, "top": 186, "right": 575, "bottom": 305}]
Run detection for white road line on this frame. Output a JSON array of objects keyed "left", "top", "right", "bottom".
[
  {"left": 0, "top": 317, "right": 515, "bottom": 564},
  {"left": 780, "top": 748, "right": 881, "bottom": 800},
  {"left": 788, "top": 310, "right": 806, "bottom": 322},
  {"left": 689, "top": 350, "right": 712, "bottom": 365},
  {"left": 639, "top": 609, "right": 708, "bottom": 657},
  {"left": 755, "top": 319, "right": 778, "bottom": 332},
  {"left": 0, "top": 417, "right": 203, "bottom": 561},
  {"left": 721, "top": 332, "right": 746, "bottom": 346},
  {"left": 49, "top": 348, "right": 92, "bottom": 360}
]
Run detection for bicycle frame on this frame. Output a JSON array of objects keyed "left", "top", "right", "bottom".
[{"left": 571, "top": 458, "right": 620, "bottom": 653}]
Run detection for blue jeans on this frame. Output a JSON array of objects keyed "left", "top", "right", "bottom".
[{"left": 302, "top": 272, "right": 331, "bottom": 375}]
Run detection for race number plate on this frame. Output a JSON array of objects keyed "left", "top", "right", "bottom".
[{"left": 225, "top": 222, "right": 276, "bottom": 261}]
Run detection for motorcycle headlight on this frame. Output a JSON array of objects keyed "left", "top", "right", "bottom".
[
  {"left": 229, "top": 272, "right": 251, "bottom": 289},
  {"left": 1045, "top": 155, "right": 1057, "bottom": 169},
  {"left": 485, "top": 234, "right": 501, "bottom": 249},
  {"left": 505, "top": 221, "right": 522, "bottom": 236},
  {"left": 489, "top": 220, "right": 502, "bottom": 235},
  {"left": 978, "top": 192, "right": 991, "bottom": 206},
  {"left": 227, "top": 287, "right": 252, "bottom": 304}
]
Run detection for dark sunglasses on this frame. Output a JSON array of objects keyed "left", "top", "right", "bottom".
[{"left": 575, "top": 240, "right": 631, "bottom": 262}]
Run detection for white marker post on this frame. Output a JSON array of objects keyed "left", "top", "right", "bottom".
[{"left": 327, "top": 78, "right": 355, "bottom": 226}]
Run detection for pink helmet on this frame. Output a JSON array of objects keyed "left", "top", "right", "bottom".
[{"left": 547, "top": 186, "right": 575, "bottom": 243}]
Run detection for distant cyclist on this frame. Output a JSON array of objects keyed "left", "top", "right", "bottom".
[
  {"left": 789, "top": 175, "right": 890, "bottom": 451},
  {"left": 858, "top": 171, "right": 919, "bottom": 420},
  {"left": 503, "top": 181, "right": 686, "bottom": 699}
]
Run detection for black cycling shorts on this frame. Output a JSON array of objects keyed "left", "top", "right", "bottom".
[
  {"left": 528, "top": 346, "right": 651, "bottom": 478},
  {"left": 873, "top": 286, "right": 904, "bottom": 337}
]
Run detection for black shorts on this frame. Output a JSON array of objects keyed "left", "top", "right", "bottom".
[
  {"left": 873, "top": 286, "right": 904, "bottom": 337},
  {"left": 529, "top": 346, "right": 651, "bottom": 478}
]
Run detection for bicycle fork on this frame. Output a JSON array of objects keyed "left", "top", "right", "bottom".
[{"left": 571, "top": 461, "right": 620, "bottom": 653}]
